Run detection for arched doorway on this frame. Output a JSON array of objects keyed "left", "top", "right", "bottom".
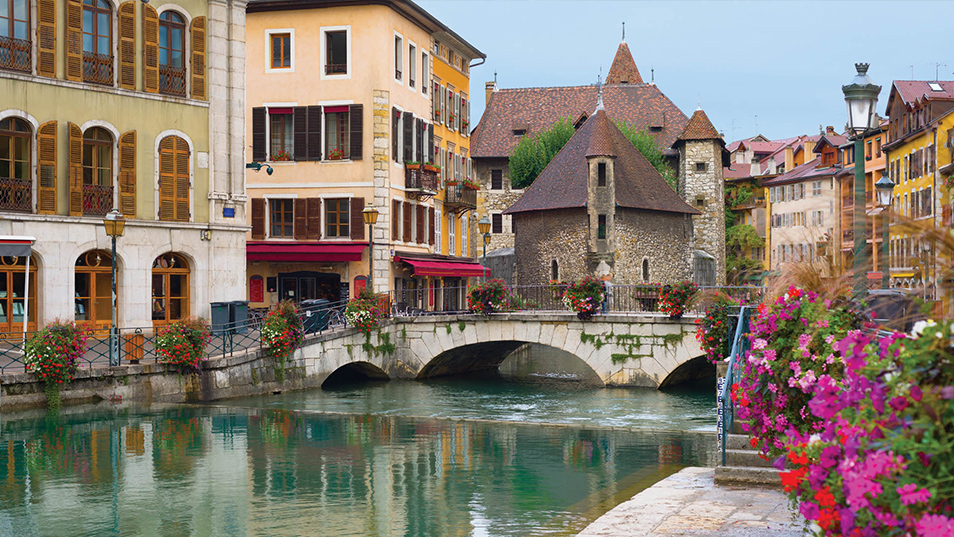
[
  {"left": 75, "top": 250, "right": 113, "bottom": 331},
  {"left": 0, "top": 255, "right": 37, "bottom": 332},
  {"left": 152, "top": 253, "right": 190, "bottom": 326}
]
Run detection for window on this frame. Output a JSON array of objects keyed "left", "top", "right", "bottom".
[
  {"left": 270, "top": 110, "right": 293, "bottom": 160},
  {"left": 642, "top": 259, "right": 649, "bottom": 282},
  {"left": 875, "top": 137, "right": 882, "bottom": 158},
  {"left": 75, "top": 250, "right": 113, "bottom": 329},
  {"left": 492, "top": 213, "right": 502, "bottom": 234},
  {"left": 551, "top": 260, "right": 559, "bottom": 281},
  {"left": 0, "top": 0, "right": 30, "bottom": 72},
  {"left": 598, "top": 215, "right": 607, "bottom": 239},
  {"left": 491, "top": 169, "right": 502, "bottom": 190},
  {"left": 597, "top": 162, "right": 606, "bottom": 186},
  {"left": 82, "top": 127, "right": 112, "bottom": 216},
  {"left": 394, "top": 34, "right": 402, "bottom": 81},
  {"left": 152, "top": 253, "right": 190, "bottom": 325},
  {"left": 0, "top": 118, "right": 30, "bottom": 212},
  {"left": 408, "top": 42, "right": 416, "bottom": 88},
  {"left": 448, "top": 215, "right": 455, "bottom": 254},
  {"left": 269, "top": 199, "right": 293, "bottom": 238},
  {"left": 812, "top": 180, "right": 822, "bottom": 197},
  {"left": 325, "top": 198, "right": 349, "bottom": 237},
  {"left": 158, "top": 12, "right": 186, "bottom": 95},
  {"left": 324, "top": 29, "right": 347, "bottom": 75},
  {"left": 158, "top": 135, "right": 190, "bottom": 222},
  {"left": 695, "top": 162, "right": 707, "bottom": 172},
  {"left": 435, "top": 208, "right": 441, "bottom": 254},
  {"left": 324, "top": 107, "right": 350, "bottom": 160},
  {"left": 0, "top": 254, "right": 36, "bottom": 331},
  {"left": 270, "top": 32, "right": 291, "bottom": 69},
  {"left": 421, "top": 52, "right": 428, "bottom": 95},
  {"left": 82, "top": 0, "right": 113, "bottom": 84}
]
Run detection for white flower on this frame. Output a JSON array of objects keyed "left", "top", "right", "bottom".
[{"left": 911, "top": 320, "right": 937, "bottom": 339}]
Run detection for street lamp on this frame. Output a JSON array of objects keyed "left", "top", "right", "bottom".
[
  {"left": 362, "top": 204, "right": 379, "bottom": 294},
  {"left": 103, "top": 209, "right": 126, "bottom": 366},
  {"left": 843, "top": 62, "right": 881, "bottom": 299},
  {"left": 478, "top": 215, "right": 491, "bottom": 281},
  {"left": 875, "top": 170, "right": 895, "bottom": 289}
]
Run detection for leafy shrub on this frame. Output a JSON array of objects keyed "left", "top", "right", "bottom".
[
  {"left": 261, "top": 300, "right": 304, "bottom": 382},
  {"left": 345, "top": 291, "right": 388, "bottom": 334},
  {"left": 562, "top": 277, "right": 605, "bottom": 320},
  {"left": 156, "top": 318, "right": 211, "bottom": 372},
  {"left": 23, "top": 321, "right": 88, "bottom": 409},
  {"left": 467, "top": 279, "right": 510, "bottom": 315},
  {"left": 695, "top": 298, "right": 736, "bottom": 363},
  {"left": 657, "top": 281, "right": 697, "bottom": 319}
]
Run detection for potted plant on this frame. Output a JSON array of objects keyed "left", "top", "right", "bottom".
[
  {"left": 405, "top": 160, "right": 420, "bottom": 170},
  {"left": 328, "top": 148, "right": 344, "bottom": 161},
  {"left": 344, "top": 291, "right": 388, "bottom": 334},
  {"left": 156, "top": 318, "right": 211, "bottom": 373},
  {"left": 562, "top": 277, "right": 605, "bottom": 320},
  {"left": 462, "top": 178, "right": 479, "bottom": 190},
  {"left": 261, "top": 300, "right": 304, "bottom": 382},
  {"left": 23, "top": 321, "right": 88, "bottom": 410},
  {"left": 657, "top": 281, "right": 697, "bottom": 319},
  {"left": 423, "top": 161, "right": 439, "bottom": 173},
  {"left": 272, "top": 150, "right": 292, "bottom": 162},
  {"left": 461, "top": 119, "right": 469, "bottom": 129}
]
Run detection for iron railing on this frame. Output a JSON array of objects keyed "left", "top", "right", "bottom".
[
  {"left": 405, "top": 166, "right": 439, "bottom": 192},
  {"left": 83, "top": 51, "right": 113, "bottom": 85},
  {"left": 0, "top": 176, "right": 33, "bottom": 213},
  {"left": 82, "top": 184, "right": 113, "bottom": 215},
  {"left": 325, "top": 63, "right": 347, "bottom": 75},
  {"left": 0, "top": 35, "right": 31, "bottom": 72},
  {"left": 159, "top": 64, "right": 186, "bottom": 96},
  {"left": 718, "top": 306, "right": 751, "bottom": 466},
  {"left": 444, "top": 184, "right": 477, "bottom": 211}
]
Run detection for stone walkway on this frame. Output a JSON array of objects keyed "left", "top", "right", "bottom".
[{"left": 576, "top": 467, "right": 804, "bottom": 536}]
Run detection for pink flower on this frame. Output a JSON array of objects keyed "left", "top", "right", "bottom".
[
  {"left": 916, "top": 514, "right": 954, "bottom": 537},
  {"left": 897, "top": 483, "right": 931, "bottom": 505}
]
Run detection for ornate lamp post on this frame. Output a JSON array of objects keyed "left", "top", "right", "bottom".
[
  {"left": 875, "top": 170, "right": 895, "bottom": 289},
  {"left": 478, "top": 215, "right": 491, "bottom": 281},
  {"left": 362, "top": 205, "right": 379, "bottom": 293},
  {"left": 842, "top": 63, "right": 881, "bottom": 299},
  {"left": 103, "top": 209, "right": 126, "bottom": 367}
]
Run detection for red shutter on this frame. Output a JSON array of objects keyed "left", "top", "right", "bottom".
[
  {"left": 350, "top": 197, "right": 365, "bottom": 240},
  {"left": 251, "top": 198, "right": 265, "bottom": 239},
  {"left": 392, "top": 200, "right": 400, "bottom": 242}
]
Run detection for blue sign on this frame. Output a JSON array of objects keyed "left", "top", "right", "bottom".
[{"left": 223, "top": 207, "right": 235, "bottom": 218}]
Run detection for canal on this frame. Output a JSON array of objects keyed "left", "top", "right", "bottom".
[{"left": 0, "top": 348, "right": 716, "bottom": 536}]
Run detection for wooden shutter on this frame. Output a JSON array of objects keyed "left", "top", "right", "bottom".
[
  {"left": 350, "top": 197, "right": 365, "bottom": 240},
  {"left": 349, "top": 104, "right": 363, "bottom": 160},
  {"left": 251, "top": 107, "right": 266, "bottom": 161},
  {"left": 65, "top": 0, "right": 82, "bottom": 81},
  {"left": 306, "top": 198, "right": 322, "bottom": 239},
  {"left": 403, "top": 112, "right": 414, "bottom": 163},
  {"left": 143, "top": 4, "right": 159, "bottom": 93},
  {"left": 293, "top": 107, "right": 307, "bottom": 161},
  {"left": 403, "top": 201, "right": 411, "bottom": 242},
  {"left": 294, "top": 198, "right": 307, "bottom": 240},
  {"left": 415, "top": 119, "right": 423, "bottom": 163},
  {"left": 461, "top": 97, "right": 468, "bottom": 136},
  {"left": 307, "top": 106, "right": 322, "bottom": 161},
  {"left": 36, "top": 0, "right": 56, "bottom": 78},
  {"left": 392, "top": 200, "right": 400, "bottom": 242},
  {"left": 118, "top": 2, "right": 136, "bottom": 89},
  {"left": 158, "top": 136, "right": 189, "bottom": 221},
  {"left": 174, "top": 138, "right": 190, "bottom": 220},
  {"left": 416, "top": 205, "right": 424, "bottom": 244},
  {"left": 427, "top": 124, "right": 434, "bottom": 163},
  {"left": 190, "top": 17, "right": 207, "bottom": 100},
  {"left": 36, "top": 121, "right": 57, "bottom": 214},
  {"left": 118, "top": 131, "right": 136, "bottom": 218},
  {"left": 428, "top": 207, "right": 435, "bottom": 245},
  {"left": 250, "top": 198, "right": 265, "bottom": 239},
  {"left": 68, "top": 122, "right": 83, "bottom": 216}
]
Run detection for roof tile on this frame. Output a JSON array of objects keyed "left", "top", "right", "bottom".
[{"left": 605, "top": 41, "right": 643, "bottom": 85}]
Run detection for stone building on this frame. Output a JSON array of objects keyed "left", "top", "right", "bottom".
[{"left": 503, "top": 106, "right": 699, "bottom": 285}]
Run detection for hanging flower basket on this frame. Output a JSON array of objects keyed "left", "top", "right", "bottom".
[
  {"left": 344, "top": 291, "right": 388, "bottom": 334},
  {"left": 657, "top": 281, "right": 697, "bottom": 319},
  {"left": 23, "top": 321, "right": 88, "bottom": 411},
  {"left": 562, "top": 277, "right": 605, "bottom": 320},
  {"left": 156, "top": 318, "right": 211, "bottom": 373}
]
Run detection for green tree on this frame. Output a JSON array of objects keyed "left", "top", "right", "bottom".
[
  {"left": 614, "top": 122, "right": 678, "bottom": 192},
  {"left": 724, "top": 184, "right": 765, "bottom": 284},
  {"left": 509, "top": 117, "right": 575, "bottom": 189}
]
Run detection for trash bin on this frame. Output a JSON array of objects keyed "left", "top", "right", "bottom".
[
  {"left": 229, "top": 300, "right": 249, "bottom": 334},
  {"left": 210, "top": 302, "right": 230, "bottom": 335},
  {"left": 301, "top": 298, "right": 331, "bottom": 334}
]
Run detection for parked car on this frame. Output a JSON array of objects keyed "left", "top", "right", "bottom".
[{"left": 864, "top": 289, "right": 924, "bottom": 333}]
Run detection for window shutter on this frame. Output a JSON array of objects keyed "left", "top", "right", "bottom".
[
  {"left": 392, "top": 108, "right": 399, "bottom": 162},
  {"left": 428, "top": 207, "right": 435, "bottom": 245},
  {"left": 65, "top": 0, "right": 82, "bottom": 81},
  {"left": 250, "top": 198, "right": 265, "bottom": 239},
  {"left": 174, "top": 139, "right": 191, "bottom": 221},
  {"left": 307, "top": 106, "right": 322, "bottom": 161},
  {"left": 392, "top": 200, "right": 400, "bottom": 241},
  {"left": 306, "top": 198, "right": 322, "bottom": 239},
  {"left": 190, "top": 17, "right": 207, "bottom": 100},
  {"left": 118, "top": 2, "right": 136, "bottom": 89},
  {"left": 143, "top": 4, "right": 159, "bottom": 93},
  {"left": 460, "top": 97, "right": 467, "bottom": 136},
  {"left": 36, "top": 0, "right": 56, "bottom": 78},
  {"left": 440, "top": 84, "right": 446, "bottom": 126},
  {"left": 427, "top": 124, "right": 434, "bottom": 162},
  {"left": 403, "top": 112, "right": 414, "bottom": 163},
  {"left": 158, "top": 137, "right": 176, "bottom": 220},
  {"left": 454, "top": 93, "right": 460, "bottom": 131},
  {"left": 119, "top": 131, "right": 136, "bottom": 218},
  {"left": 403, "top": 201, "right": 411, "bottom": 242},
  {"left": 350, "top": 197, "right": 365, "bottom": 240},
  {"left": 294, "top": 198, "right": 307, "bottom": 240},
  {"left": 433, "top": 80, "right": 440, "bottom": 121},
  {"left": 349, "top": 104, "right": 363, "bottom": 160},
  {"left": 251, "top": 107, "right": 266, "bottom": 161},
  {"left": 416, "top": 205, "right": 424, "bottom": 244},
  {"left": 293, "top": 107, "right": 307, "bottom": 161},
  {"left": 415, "top": 119, "right": 423, "bottom": 163},
  {"left": 68, "top": 122, "right": 83, "bottom": 216},
  {"left": 36, "top": 121, "right": 57, "bottom": 214}
]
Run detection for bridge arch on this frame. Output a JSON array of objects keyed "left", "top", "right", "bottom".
[
  {"left": 416, "top": 341, "right": 602, "bottom": 384},
  {"left": 322, "top": 361, "right": 389, "bottom": 388}
]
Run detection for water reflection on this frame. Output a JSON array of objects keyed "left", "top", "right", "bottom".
[{"left": 0, "top": 406, "right": 714, "bottom": 537}]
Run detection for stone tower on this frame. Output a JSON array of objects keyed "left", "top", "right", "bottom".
[
  {"left": 585, "top": 90, "right": 618, "bottom": 273},
  {"left": 673, "top": 108, "right": 726, "bottom": 285}
]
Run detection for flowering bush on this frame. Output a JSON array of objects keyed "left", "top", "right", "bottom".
[
  {"left": 23, "top": 322, "right": 88, "bottom": 410},
  {"left": 261, "top": 300, "right": 304, "bottom": 382},
  {"left": 328, "top": 148, "right": 344, "bottom": 160},
  {"left": 467, "top": 279, "right": 510, "bottom": 315},
  {"left": 156, "top": 318, "right": 211, "bottom": 373},
  {"left": 657, "top": 281, "right": 697, "bottom": 319},
  {"left": 462, "top": 177, "right": 480, "bottom": 190},
  {"left": 345, "top": 291, "right": 388, "bottom": 334},
  {"left": 562, "top": 277, "right": 605, "bottom": 320},
  {"left": 695, "top": 298, "right": 736, "bottom": 363}
]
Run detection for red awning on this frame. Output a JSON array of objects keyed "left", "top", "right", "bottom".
[
  {"left": 398, "top": 257, "right": 489, "bottom": 278},
  {"left": 247, "top": 241, "right": 367, "bottom": 262}
]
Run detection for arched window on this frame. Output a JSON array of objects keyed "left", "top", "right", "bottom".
[
  {"left": 0, "top": 118, "right": 31, "bottom": 212},
  {"left": 0, "top": 0, "right": 30, "bottom": 72},
  {"left": 550, "top": 259, "right": 559, "bottom": 282},
  {"left": 75, "top": 250, "right": 113, "bottom": 331},
  {"left": 82, "top": 0, "right": 113, "bottom": 85},
  {"left": 152, "top": 253, "right": 189, "bottom": 325},
  {"left": 158, "top": 135, "right": 190, "bottom": 221},
  {"left": 0, "top": 255, "right": 36, "bottom": 332},
  {"left": 642, "top": 259, "right": 650, "bottom": 282},
  {"left": 158, "top": 11, "right": 186, "bottom": 96},
  {"left": 82, "top": 127, "right": 113, "bottom": 216}
]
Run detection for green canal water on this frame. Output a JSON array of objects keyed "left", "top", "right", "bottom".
[{"left": 0, "top": 378, "right": 715, "bottom": 537}]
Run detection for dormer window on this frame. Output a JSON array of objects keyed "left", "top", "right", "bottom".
[
  {"left": 512, "top": 128, "right": 526, "bottom": 137},
  {"left": 649, "top": 126, "right": 663, "bottom": 133}
]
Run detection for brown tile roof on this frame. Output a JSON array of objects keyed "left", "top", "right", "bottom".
[
  {"left": 503, "top": 110, "right": 699, "bottom": 216},
  {"left": 605, "top": 41, "right": 643, "bottom": 85},
  {"left": 886, "top": 80, "right": 954, "bottom": 112},
  {"left": 585, "top": 108, "right": 617, "bottom": 157},
  {"left": 762, "top": 157, "right": 840, "bottom": 186},
  {"left": 675, "top": 108, "right": 722, "bottom": 143},
  {"left": 472, "top": 84, "right": 688, "bottom": 159}
]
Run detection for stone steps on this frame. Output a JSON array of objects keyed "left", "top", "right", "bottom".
[
  {"left": 725, "top": 448, "right": 774, "bottom": 468},
  {"left": 716, "top": 434, "right": 781, "bottom": 488}
]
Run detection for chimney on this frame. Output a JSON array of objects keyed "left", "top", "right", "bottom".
[
  {"left": 485, "top": 81, "right": 497, "bottom": 105},
  {"left": 766, "top": 156, "right": 777, "bottom": 175},
  {"left": 784, "top": 147, "right": 794, "bottom": 171},
  {"left": 750, "top": 160, "right": 761, "bottom": 176},
  {"left": 826, "top": 126, "right": 835, "bottom": 135}
]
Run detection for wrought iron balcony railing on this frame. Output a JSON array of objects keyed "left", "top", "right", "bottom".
[
  {"left": 83, "top": 184, "right": 113, "bottom": 216},
  {"left": 444, "top": 183, "right": 477, "bottom": 214},
  {"left": 159, "top": 64, "right": 186, "bottom": 96},
  {"left": 0, "top": 177, "right": 33, "bottom": 213},
  {"left": 83, "top": 52, "right": 113, "bottom": 85},
  {"left": 0, "top": 36, "right": 31, "bottom": 73}
]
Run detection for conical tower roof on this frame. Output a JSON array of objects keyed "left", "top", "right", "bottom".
[
  {"left": 605, "top": 41, "right": 643, "bottom": 85},
  {"left": 675, "top": 108, "right": 721, "bottom": 143}
]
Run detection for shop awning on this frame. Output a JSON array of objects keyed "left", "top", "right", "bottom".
[
  {"left": 0, "top": 236, "right": 35, "bottom": 257},
  {"left": 247, "top": 241, "right": 367, "bottom": 262},
  {"left": 397, "top": 257, "right": 489, "bottom": 278}
]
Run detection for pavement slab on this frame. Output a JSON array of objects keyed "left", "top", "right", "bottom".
[{"left": 576, "top": 467, "right": 804, "bottom": 537}]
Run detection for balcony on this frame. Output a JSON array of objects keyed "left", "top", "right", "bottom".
[
  {"left": 83, "top": 52, "right": 113, "bottom": 85},
  {"left": 83, "top": 184, "right": 113, "bottom": 216},
  {"left": 732, "top": 196, "right": 765, "bottom": 210},
  {"left": 444, "top": 183, "right": 477, "bottom": 214},
  {"left": 405, "top": 165, "right": 439, "bottom": 201},
  {"left": 0, "top": 36, "right": 31, "bottom": 73},
  {"left": 159, "top": 64, "right": 186, "bottom": 96},
  {"left": 0, "top": 177, "right": 33, "bottom": 213}
]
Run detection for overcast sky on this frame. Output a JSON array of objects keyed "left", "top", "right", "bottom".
[{"left": 416, "top": 0, "right": 954, "bottom": 143}]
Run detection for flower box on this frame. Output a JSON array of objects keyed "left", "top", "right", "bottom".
[
  {"left": 328, "top": 148, "right": 344, "bottom": 161},
  {"left": 423, "top": 163, "right": 439, "bottom": 173},
  {"left": 405, "top": 162, "right": 421, "bottom": 171}
]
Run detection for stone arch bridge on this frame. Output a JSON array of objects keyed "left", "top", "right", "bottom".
[{"left": 289, "top": 313, "right": 706, "bottom": 389}]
